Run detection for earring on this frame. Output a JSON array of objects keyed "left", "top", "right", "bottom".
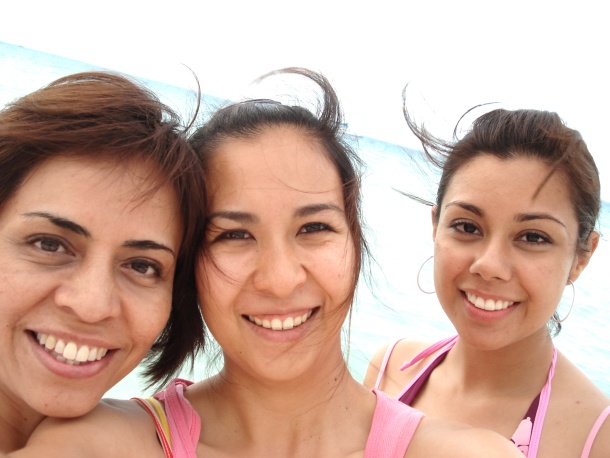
[
  {"left": 416, "top": 256, "right": 435, "bottom": 294},
  {"left": 552, "top": 280, "right": 575, "bottom": 323}
]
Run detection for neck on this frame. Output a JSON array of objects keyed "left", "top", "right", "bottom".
[
  {"left": 0, "top": 390, "right": 45, "bottom": 452},
  {"left": 192, "top": 351, "right": 375, "bottom": 456},
  {"left": 447, "top": 327, "right": 555, "bottom": 395}
]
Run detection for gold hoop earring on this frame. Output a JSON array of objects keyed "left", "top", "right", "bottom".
[
  {"left": 552, "top": 280, "right": 575, "bottom": 323},
  {"left": 416, "top": 256, "right": 435, "bottom": 294}
]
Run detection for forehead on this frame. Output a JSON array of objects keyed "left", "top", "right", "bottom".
[
  {"left": 8, "top": 155, "right": 180, "bottom": 224},
  {"left": 444, "top": 154, "right": 576, "bottom": 218},
  {"left": 207, "top": 126, "right": 343, "bottom": 204}
]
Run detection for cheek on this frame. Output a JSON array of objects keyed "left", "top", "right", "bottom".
[{"left": 129, "top": 290, "right": 173, "bottom": 343}]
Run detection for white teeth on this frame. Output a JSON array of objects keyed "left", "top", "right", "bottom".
[
  {"left": 467, "top": 293, "right": 514, "bottom": 311},
  {"left": 271, "top": 319, "right": 282, "bottom": 331},
  {"left": 248, "top": 310, "right": 314, "bottom": 331},
  {"left": 35, "top": 332, "right": 109, "bottom": 365},
  {"left": 63, "top": 342, "right": 77, "bottom": 360},
  {"left": 76, "top": 345, "right": 90, "bottom": 362}
]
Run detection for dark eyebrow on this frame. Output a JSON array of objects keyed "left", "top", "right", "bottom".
[
  {"left": 208, "top": 211, "right": 259, "bottom": 224},
  {"left": 23, "top": 211, "right": 90, "bottom": 237},
  {"left": 444, "top": 202, "right": 567, "bottom": 229},
  {"left": 516, "top": 213, "right": 566, "bottom": 228},
  {"left": 444, "top": 201, "right": 482, "bottom": 216},
  {"left": 294, "top": 203, "right": 344, "bottom": 218},
  {"left": 24, "top": 212, "right": 176, "bottom": 257},
  {"left": 208, "top": 204, "right": 343, "bottom": 224},
  {"left": 123, "top": 240, "right": 176, "bottom": 258}
]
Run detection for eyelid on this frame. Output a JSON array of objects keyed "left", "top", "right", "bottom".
[
  {"left": 126, "top": 258, "right": 164, "bottom": 278},
  {"left": 518, "top": 230, "right": 553, "bottom": 244},
  {"left": 28, "top": 234, "right": 74, "bottom": 255},
  {"left": 299, "top": 222, "right": 334, "bottom": 234}
]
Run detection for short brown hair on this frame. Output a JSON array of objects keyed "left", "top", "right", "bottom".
[{"left": 0, "top": 72, "right": 207, "bottom": 388}]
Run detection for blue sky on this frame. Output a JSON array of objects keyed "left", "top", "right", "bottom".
[{"left": 2, "top": 0, "right": 608, "bottom": 199}]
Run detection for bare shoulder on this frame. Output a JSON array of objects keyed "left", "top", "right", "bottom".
[
  {"left": 364, "top": 339, "right": 432, "bottom": 396},
  {"left": 546, "top": 351, "right": 610, "bottom": 456},
  {"left": 587, "top": 410, "right": 610, "bottom": 458},
  {"left": 407, "top": 418, "right": 522, "bottom": 458},
  {"left": 10, "top": 399, "right": 163, "bottom": 458}
]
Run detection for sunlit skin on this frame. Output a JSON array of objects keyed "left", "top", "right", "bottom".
[
  {"left": 366, "top": 154, "right": 609, "bottom": 457},
  {"left": 432, "top": 154, "right": 588, "bottom": 352},
  {"left": 197, "top": 124, "right": 356, "bottom": 388},
  {"left": 0, "top": 156, "right": 182, "bottom": 452},
  {"left": 6, "top": 130, "right": 523, "bottom": 458}
]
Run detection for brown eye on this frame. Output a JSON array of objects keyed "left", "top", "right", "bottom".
[
  {"left": 128, "top": 260, "right": 160, "bottom": 277},
  {"left": 299, "top": 222, "right": 332, "bottom": 234},
  {"left": 33, "top": 237, "right": 65, "bottom": 253}
]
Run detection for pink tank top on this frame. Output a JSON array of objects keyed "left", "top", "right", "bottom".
[
  {"left": 137, "top": 380, "right": 424, "bottom": 458},
  {"left": 373, "top": 336, "right": 609, "bottom": 458}
]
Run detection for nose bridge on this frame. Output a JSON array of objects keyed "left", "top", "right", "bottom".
[
  {"left": 55, "top": 253, "right": 120, "bottom": 322},
  {"left": 470, "top": 234, "right": 512, "bottom": 281},
  {"left": 252, "top": 235, "right": 306, "bottom": 297}
]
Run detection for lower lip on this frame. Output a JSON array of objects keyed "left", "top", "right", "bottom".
[
  {"left": 29, "top": 333, "right": 114, "bottom": 379},
  {"left": 462, "top": 293, "right": 516, "bottom": 322},
  {"left": 244, "top": 310, "right": 318, "bottom": 343}
]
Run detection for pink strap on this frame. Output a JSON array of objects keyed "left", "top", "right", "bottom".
[
  {"left": 399, "top": 335, "right": 458, "bottom": 371},
  {"left": 580, "top": 405, "right": 610, "bottom": 458},
  {"left": 365, "top": 389, "right": 424, "bottom": 457},
  {"left": 396, "top": 335, "right": 458, "bottom": 400},
  {"left": 526, "top": 347, "right": 557, "bottom": 458},
  {"left": 132, "top": 398, "right": 173, "bottom": 458},
  {"left": 155, "top": 379, "right": 200, "bottom": 458},
  {"left": 373, "top": 338, "right": 404, "bottom": 389}
]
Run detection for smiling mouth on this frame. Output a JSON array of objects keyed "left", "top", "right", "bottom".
[
  {"left": 33, "top": 332, "right": 109, "bottom": 365},
  {"left": 466, "top": 292, "right": 515, "bottom": 311},
  {"left": 245, "top": 308, "right": 316, "bottom": 331}
]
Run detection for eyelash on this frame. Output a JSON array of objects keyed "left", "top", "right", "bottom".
[
  {"left": 449, "top": 220, "right": 480, "bottom": 236},
  {"left": 299, "top": 222, "right": 334, "bottom": 234},
  {"left": 214, "top": 230, "right": 252, "bottom": 242},
  {"left": 212, "top": 222, "right": 335, "bottom": 242},
  {"left": 28, "top": 235, "right": 164, "bottom": 279},
  {"left": 125, "top": 259, "right": 163, "bottom": 278},
  {"left": 517, "top": 232, "right": 552, "bottom": 245},
  {"left": 29, "top": 235, "right": 72, "bottom": 255},
  {"left": 449, "top": 220, "right": 553, "bottom": 245}
]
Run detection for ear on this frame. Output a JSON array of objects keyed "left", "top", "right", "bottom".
[
  {"left": 431, "top": 206, "right": 439, "bottom": 241},
  {"left": 569, "top": 231, "right": 600, "bottom": 282}
]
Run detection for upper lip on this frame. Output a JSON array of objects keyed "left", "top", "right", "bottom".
[{"left": 29, "top": 328, "right": 117, "bottom": 350}]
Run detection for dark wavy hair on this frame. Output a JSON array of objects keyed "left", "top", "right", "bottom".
[
  {"left": 186, "top": 68, "right": 368, "bottom": 357},
  {"left": 404, "top": 100, "right": 601, "bottom": 335}
]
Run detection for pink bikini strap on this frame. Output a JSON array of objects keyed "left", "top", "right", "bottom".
[
  {"left": 399, "top": 335, "right": 459, "bottom": 371},
  {"left": 373, "top": 338, "right": 404, "bottom": 389},
  {"left": 395, "top": 335, "right": 458, "bottom": 401},
  {"left": 154, "top": 379, "right": 200, "bottom": 458},
  {"left": 580, "top": 405, "right": 610, "bottom": 458},
  {"left": 526, "top": 347, "right": 557, "bottom": 458}
]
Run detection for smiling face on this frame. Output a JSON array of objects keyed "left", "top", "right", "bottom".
[
  {"left": 0, "top": 156, "right": 182, "bottom": 419},
  {"left": 196, "top": 125, "right": 355, "bottom": 383},
  {"left": 432, "top": 154, "right": 597, "bottom": 349}
]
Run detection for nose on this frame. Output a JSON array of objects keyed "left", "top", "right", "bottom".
[
  {"left": 54, "top": 256, "right": 121, "bottom": 322},
  {"left": 251, "top": 239, "right": 307, "bottom": 298},
  {"left": 469, "top": 238, "right": 512, "bottom": 282}
]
